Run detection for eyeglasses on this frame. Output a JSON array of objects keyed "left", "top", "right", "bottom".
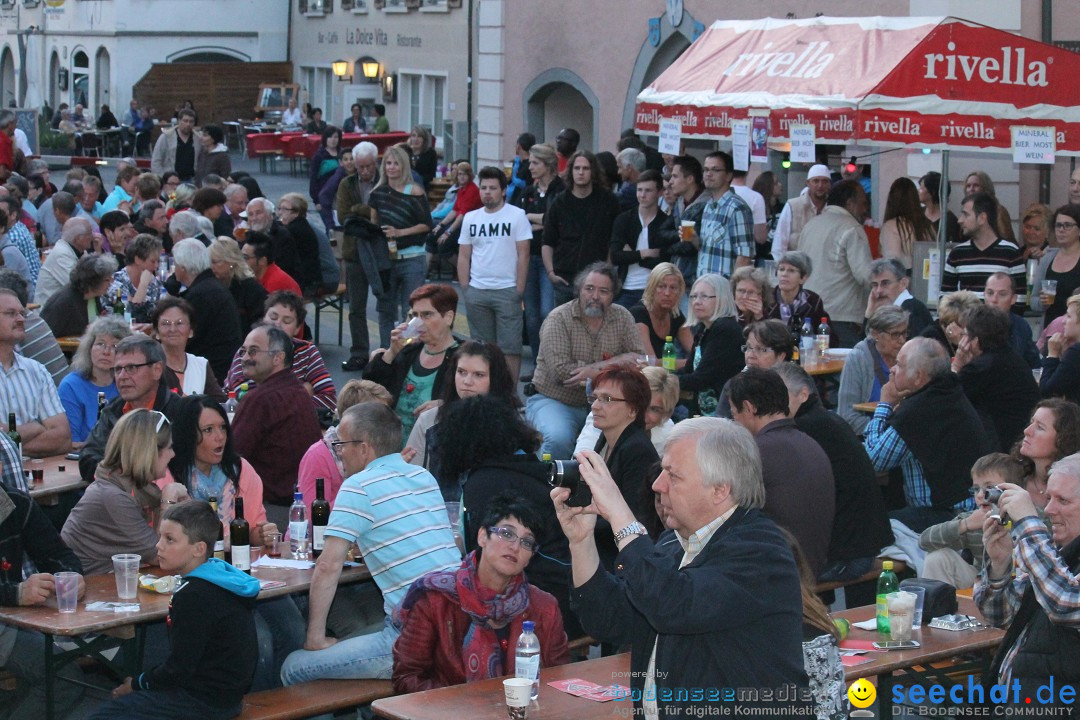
[
  {"left": 239, "top": 347, "right": 281, "bottom": 358},
  {"left": 1056, "top": 222, "right": 1078, "bottom": 230},
  {"left": 330, "top": 439, "right": 365, "bottom": 451},
  {"left": 741, "top": 344, "right": 771, "bottom": 355},
  {"left": 112, "top": 362, "right": 154, "bottom": 376},
  {"left": 92, "top": 341, "right": 118, "bottom": 353},
  {"left": 487, "top": 526, "right": 537, "bottom": 553},
  {"left": 0, "top": 309, "right": 29, "bottom": 319},
  {"left": 157, "top": 319, "right": 189, "bottom": 329},
  {"left": 689, "top": 293, "right": 716, "bottom": 302},
  {"left": 588, "top": 393, "right": 627, "bottom": 406},
  {"left": 881, "top": 328, "right": 909, "bottom": 341}
]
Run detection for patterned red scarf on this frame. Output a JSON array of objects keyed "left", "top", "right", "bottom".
[{"left": 396, "top": 551, "right": 530, "bottom": 681}]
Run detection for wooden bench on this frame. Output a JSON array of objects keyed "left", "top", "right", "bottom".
[
  {"left": 815, "top": 559, "right": 908, "bottom": 595},
  {"left": 238, "top": 679, "right": 394, "bottom": 720},
  {"left": 567, "top": 634, "right": 596, "bottom": 661}
]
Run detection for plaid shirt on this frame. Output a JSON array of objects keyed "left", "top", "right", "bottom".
[
  {"left": 974, "top": 516, "right": 1080, "bottom": 684},
  {"left": 4, "top": 223, "right": 41, "bottom": 288},
  {"left": 0, "top": 432, "right": 26, "bottom": 494},
  {"left": 697, "top": 189, "right": 754, "bottom": 278},
  {"left": 863, "top": 404, "right": 974, "bottom": 511}
]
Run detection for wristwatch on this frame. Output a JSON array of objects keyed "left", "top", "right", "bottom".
[{"left": 613, "top": 521, "right": 648, "bottom": 544}]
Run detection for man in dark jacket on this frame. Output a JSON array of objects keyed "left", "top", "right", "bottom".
[
  {"left": 557, "top": 418, "right": 809, "bottom": 717},
  {"left": 953, "top": 304, "right": 1039, "bottom": 452},
  {"left": 775, "top": 363, "right": 894, "bottom": 582},
  {"left": 983, "top": 272, "right": 1041, "bottom": 369},
  {"left": 80, "top": 335, "right": 185, "bottom": 481},
  {"left": 172, "top": 238, "right": 243, "bottom": 380},
  {"left": 0, "top": 485, "right": 87, "bottom": 718}
]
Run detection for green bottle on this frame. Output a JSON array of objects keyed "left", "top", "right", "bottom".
[
  {"left": 662, "top": 336, "right": 676, "bottom": 371},
  {"left": 876, "top": 560, "right": 899, "bottom": 634},
  {"left": 6, "top": 413, "right": 20, "bottom": 453}
]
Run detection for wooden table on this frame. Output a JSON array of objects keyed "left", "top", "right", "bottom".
[
  {"left": 835, "top": 597, "right": 1004, "bottom": 715},
  {"left": 0, "top": 563, "right": 370, "bottom": 720},
  {"left": 56, "top": 336, "right": 80, "bottom": 354},
  {"left": 373, "top": 654, "right": 632, "bottom": 720},
  {"left": 853, "top": 401, "right": 879, "bottom": 414},
  {"left": 805, "top": 355, "right": 846, "bottom": 376},
  {"left": 25, "top": 454, "right": 87, "bottom": 504}
]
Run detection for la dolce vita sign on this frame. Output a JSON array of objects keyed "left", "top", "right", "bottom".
[{"left": 317, "top": 27, "right": 423, "bottom": 48}]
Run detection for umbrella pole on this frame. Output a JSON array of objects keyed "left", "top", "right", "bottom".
[{"left": 938, "top": 150, "right": 950, "bottom": 297}]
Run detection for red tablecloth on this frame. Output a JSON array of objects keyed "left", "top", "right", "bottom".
[
  {"left": 247, "top": 131, "right": 410, "bottom": 159},
  {"left": 245, "top": 131, "right": 303, "bottom": 159}
]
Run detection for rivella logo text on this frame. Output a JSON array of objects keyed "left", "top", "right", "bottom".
[{"left": 924, "top": 42, "right": 1048, "bottom": 87}]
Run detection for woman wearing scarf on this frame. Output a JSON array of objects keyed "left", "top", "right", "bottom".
[
  {"left": 61, "top": 409, "right": 188, "bottom": 575},
  {"left": 392, "top": 494, "right": 570, "bottom": 693}
]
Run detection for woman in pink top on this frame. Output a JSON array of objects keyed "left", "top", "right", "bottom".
[
  {"left": 157, "top": 395, "right": 275, "bottom": 545},
  {"left": 298, "top": 379, "right": 393, "bottom": 512}
]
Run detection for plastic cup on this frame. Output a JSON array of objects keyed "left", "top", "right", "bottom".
[
  {"left": 55, "top": 572, "right": 80, "bottom": 613},
  {"left": 112, "top": 554, "right": 141, "bottom": 600},
  {"left": 504, "top": 678, "right": 532, "bottom": 719},
  {"left": 265, "top": 531, "right": 282, "bottom": 558},
  {"left": 31, "top": 459, "right": 44, "bottom": 484},
  {"left": 680, "top": 220, "right": 695, "bottom": 241},
  {"left": 1043, "top": 279, "right": 1058, "bottom": 304},
  {"left": 906, "top": 585, "right": 927, "bottom": 628},
  {"left": 400, "top": 316, "right": 424, "bottom": 343},
  {"left": 886, "top": 590, "right": 917, "bottom": 641}
]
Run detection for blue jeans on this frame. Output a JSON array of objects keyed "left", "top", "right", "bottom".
[
  {"left": 88, "top": 687, "right": 240, "bottom": 720},
  {"left": 280, "top": 615, "right": 399, "bottom": 684},
  {"left": 523, "top": 255, "right": 554, "bottom": 364},
  {"left": 377, "top": 256, "right": 426, "bottom": 348},
  {"left": 526, "top": 393, "right": 589, "bottom": 461}
]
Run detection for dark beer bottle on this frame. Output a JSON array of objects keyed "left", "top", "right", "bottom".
[
  {"left": 311, "top": 478, "right": 330, "bottom": 558},
  {"left": 230, "top": 497, "right": 251, "bottom": 573},
  {"left": 6, "top": 413, "right": 20, "bottom": 453}
]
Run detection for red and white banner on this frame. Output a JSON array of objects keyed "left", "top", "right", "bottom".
[{"left": 635, "top": 16, "right": 1080, "bottom": 155}]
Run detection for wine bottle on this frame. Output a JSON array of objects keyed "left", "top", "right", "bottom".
[
  {"left": 6, "top": 413, "right": 20, "bottom": 453},
  {"left": 230, "top": 496, "right": 251, "bottom": 573},
  {"left": 311, "top": 478, "right": 330, "bottom": 558},
  {"left": 209, "top": 497, "right": 226, "bottom": 561}
]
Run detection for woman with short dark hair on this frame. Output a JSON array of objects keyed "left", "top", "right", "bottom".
[
  {"left": 195, "top": 124, "right": 231, "bottom": 185},
  {"left": 151, "top": 296, "right": 225, "bottom": 401}
]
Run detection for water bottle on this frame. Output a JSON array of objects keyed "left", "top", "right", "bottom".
[
  {"left": 816, "top": 317, "right": 831, "bottom": 356},
  {"left": 799, "top": 319, "right": 814, "bottom": 365},
  {"left": 289, "top": 489, "right": 309, "bottom": 559},
  {"left": 223, "top": 391, "right": 238, "bottom": 425},
  {"left": 515, "top": 620, "right": 541, "bottom": 700},
  {"left": 662, "top": 336, "right": 676, "bottom": 371},
  {"left": 876, "top": 560, "right": 899, "bottom": 634}
]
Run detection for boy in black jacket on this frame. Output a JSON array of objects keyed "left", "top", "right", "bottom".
[{"left": 91, "top": 501, "right": 260, "bottom": 720}]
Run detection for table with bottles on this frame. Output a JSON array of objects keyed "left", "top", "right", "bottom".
[{"left": 24, "top": 453, "right": 88, "bottom": 504}]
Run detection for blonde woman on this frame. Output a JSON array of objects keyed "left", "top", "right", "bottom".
[
  {"left": 923, "top": 290, "right": 982, "bottom": 356},
  {"left": 368, "top": 144, "right": 433, "bottom": 345},
  {"left": 210, "top": 237, "right": 267, "bottom": 336},
  {"left": 630, "top": 262, "right": 692, "bottom": 361},
  {"left": 61, "top": 409, "right": 188, "bottom": 575}
]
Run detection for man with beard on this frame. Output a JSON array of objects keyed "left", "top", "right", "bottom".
[
  {"left": 526, "top": 262, "right": 645, "bottom": 460},
  {"left": 245, "top": 197, "right": 301, "bottom": 285},
  {"left": 941, "top": 192, "right": 1025, "bottom": 302}
]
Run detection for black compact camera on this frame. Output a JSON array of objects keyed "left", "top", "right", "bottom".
[
  {"left": 548, "top": 459, "right": 592, "bottom": 507},
  {"left": 981, "top": 487, "right": 1009, "bottom": 525}
]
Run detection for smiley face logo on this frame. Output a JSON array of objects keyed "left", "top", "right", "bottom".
[{"left": 847, "top": 678, "right": 876, "bottom": 709}]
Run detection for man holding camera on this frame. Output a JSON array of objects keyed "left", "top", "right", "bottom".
[
  {"left": 551, "top": 418, "right": 808, "bottom": 717},
  {"left": 975, "top": 452, "right": 1080, "bottom": 708}
]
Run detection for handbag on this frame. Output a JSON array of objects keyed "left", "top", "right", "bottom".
[{"left": 900, "top": 578, "right": 957, "bottom": 622}]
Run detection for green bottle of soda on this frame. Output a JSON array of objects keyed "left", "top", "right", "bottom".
[
  {"left": 876, "top": 560, "right": 899, "bottom": 634},
  {"left": 662, "top": 336, "right": 676, "bottom": 371}
]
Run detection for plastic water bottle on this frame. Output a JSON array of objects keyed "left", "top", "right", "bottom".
[
  {"left": 515, "top": 620, "right": 541, "bottom": 700},
  {"left": 289, "top": 489, "right": 309, "bottom": 559},
  {"left": 876, "top": 560, "right": 899, "bottom": 634},
  {"left": 799, "top": 319, "right": 814, "bottom": 365},
  {"left": 816, "top": 317, "right": 831, "bottom": 356},
  {"left": 223, "top": 392, "right": 238, "bottom": 425},
  {"left": 662, "top": 336, "right": 676, "bottom": 371}
]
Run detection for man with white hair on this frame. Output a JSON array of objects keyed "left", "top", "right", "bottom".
[
  {"left": 246, "top": 197, "right": 300, "bottom": 284},
  {"left": 336, "top": 141, "right": 381, "bottom": 372},
  {"left": 221, "top": 183, "right": 249, "bottom": 238},
  {"left": 976, "top": 451, "right": 1080, "bottom": 709},
  {"left": 771, "top": 163, "right": 831, "bottom": 257},
  {"left": 35, "top": 217, "right": 95, "bottom": 306},
  {"left": 552, "top": 417, "right": 808, "bottom": 717},
  {"left": 614, "top": 147, "right": 645, "bottom": 212},
  {"left": 172, "top": 238, "right": 242, "bottom": 379},
  {"left": 168, "top": 210, "right": 210, "bottom": 248}
]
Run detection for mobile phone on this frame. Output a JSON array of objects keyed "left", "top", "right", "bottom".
[
  {"left": 65, "top": 452, "right": 80, "bottom": 461},
  {"left": 872, "top": 640, "right": 921, "bottom": 651}
]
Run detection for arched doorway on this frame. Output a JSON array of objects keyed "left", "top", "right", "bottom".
[
  {"left": 621, "top": 14, "right": 698, "bottom": 134},
  {"left": 94, "top": 47, "right": 110, "bottom": 111},
  {"left": 523, "top": 69, "right": 599, "bottom": 152},
  {"left": 72, "top": 50, "right": 89, "bottom": 108},
  {"left": 49, "top": 51, "right": 60, "bottom": 110},
  {"left": 0, "top": 47, "right": 15, "bottom": 109}
]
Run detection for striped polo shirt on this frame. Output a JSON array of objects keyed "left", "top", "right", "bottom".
[
  {"left": 0, "top": 352, "right": 66, "bottom": 425},
  {"left": 326, "top": 452, "right": 459, "bottom": 615},
  {"left": 941, "top": 237, "right": 1026, "bottom": 304}
]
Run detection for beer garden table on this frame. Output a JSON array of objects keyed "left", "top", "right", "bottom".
[
  {"left": 0, "top": 564, "right": 371, "bottom": 720},
  {"left": 24, "top": 454, "right": 87, "bottom": 505}
]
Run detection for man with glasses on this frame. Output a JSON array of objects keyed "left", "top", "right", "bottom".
[
  {"left": 0, "top": 289, "right": 70, "bottom": 458},
  {"left": 79, "top": 335, "right": 183, "bottom": 481},
  {"left": 231, "top": 325, "right": 321, "bottom": 527},
  {"left": 727, "top": 367, "right": 834, "bottom": 577},
  {"left": 282, "top": 402, "right": 459, "bottom": 685},
  {"left": 336, "top": 142, "right": 380, "bottom": 373},
  {"left": 865, "top": 257, "right": 933, "bottom": 337},
  {"left": 526, "top": 262, "right": 645, "bottom": 460},
  {"left": 697, "top": 151, "right": 754, "bottom": 279}
]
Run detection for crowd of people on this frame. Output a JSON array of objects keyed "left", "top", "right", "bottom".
[{"left": 2, "top": 109, "right": 1080, "bottom": 718}]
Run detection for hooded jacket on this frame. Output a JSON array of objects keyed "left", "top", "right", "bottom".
[{"left": 131, "top": 558, "right": 260, "bottom": 709}]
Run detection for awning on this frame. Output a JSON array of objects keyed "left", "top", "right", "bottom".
[{"left": 634, "top": 16, "right": 1080, "bottom": 155}]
